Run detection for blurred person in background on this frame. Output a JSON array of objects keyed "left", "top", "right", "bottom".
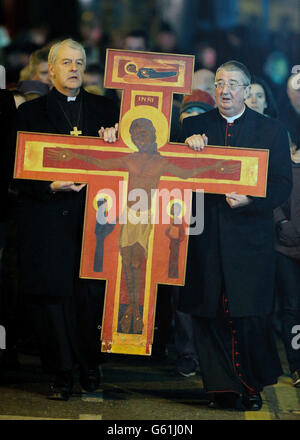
[
  {"left": 79, "top": 11, "right": 108, "bottom": 68},
  {"left": 18, "top": 65, "right": 31, "bottom": 82},
  {"left": 279, "top": 74, "right": 300, "bottom": 150},
  {"left": 179, "top": 89, "right": 215, "bottom": 124},
  {"left": 152, "top": 22, "right": 179, "bottom": 54},
  {"left": 263, "top": 51, "right": 290, "bottom": 105},
  {"left": 83, "top": 63, "right": 104, "bottom": 95},
  {"left": 272, "top": 72, "right": 300, "bottom": 388},
  {"left": 217, "top": 27, "right": 249, "bottom": 68},
  {"left": 123, "top": 29, "right": 149, "bottom": 52},
  {"left": 273, "top": 143, "right": 300, "bottom": 388},
  {"left": 17, "top": 79, "right": 50, "bottom": 101},
  {"left": 4, "top": 41, "right": 38, "bottom": 87},
  {"left": 245, "top": 75, "right": 278, "bottom": 119},
  {"left": 244, "top": 75, "right": 300, "bottom": 380},
  {"left": 26, "top": 46, "right": 51, "bottom": 86},
  {"left": 193, "top": 41, "right": 217, "bottom": 72},
  {"left": 192, "top": 68, "right": 216, "bottom": 101}
]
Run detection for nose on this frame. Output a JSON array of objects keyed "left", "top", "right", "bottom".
[
  {"left": 220, "top": 83, "right": 231, "bottom": 93},
  {"left": 251, "top": 94, "right": 256, "bottom": 103},
  {"left": 70, "top": 61, "right": 77, "bottom": 71}
]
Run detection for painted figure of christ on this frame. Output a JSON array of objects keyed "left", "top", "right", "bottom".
[{"left": 47, "top": 118, "right": 238, "bottom": 334}]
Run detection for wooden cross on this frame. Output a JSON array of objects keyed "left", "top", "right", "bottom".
[
  {"left": 15, "top": 49, "right": 268, "bottom": 355},
  {"left": 70, "top": 126, "right": 82, "bottom": 136}
]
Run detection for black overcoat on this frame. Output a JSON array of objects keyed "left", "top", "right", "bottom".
[
  {"left": 15, "top": 88, "right": 119, "bottom": 296},
  {"left": 0, "top": 89, "right": 16, "bottom": 221},
  {"left": 179, "top": 107, "right": 292, "bottom": 317}
]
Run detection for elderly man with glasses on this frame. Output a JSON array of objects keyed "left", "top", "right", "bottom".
[{"left": 178, "top": 60, "right": 292, "bottom": 411}]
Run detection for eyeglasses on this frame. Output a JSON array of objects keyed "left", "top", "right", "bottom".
[{"left": 215, "top": 81, "right": 249, "bottom": 91}]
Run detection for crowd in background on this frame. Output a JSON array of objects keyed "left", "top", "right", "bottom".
[
  {"left": 0, "top": 8, "right": 298, "bottom": 108},
  {"left": 0, "top": 11, "right": 298, "bottom": 146}
]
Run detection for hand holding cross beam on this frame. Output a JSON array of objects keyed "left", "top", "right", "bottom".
[
  {"left": 184, "top": 133, "right": 252, "bottom": 207},
  {"left": 49, "top": 181, "right": 86, "bottom": 192}
]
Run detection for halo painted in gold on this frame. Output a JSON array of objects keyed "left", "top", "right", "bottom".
[
  {"left": 166, "top": 198, "right": 186, "bottom": 218},
  {"left": 93, "top": 192, "right": 113, "bottom": 212},
  {"left": 120, "top": 106, "right": 169, "bottom": 151}
]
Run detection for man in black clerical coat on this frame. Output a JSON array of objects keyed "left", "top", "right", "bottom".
[
  {"left": 15, "top": 39, "right": 119, "bottom": 400},
  {"left": 0, "top": 89, "right": 16, "bottom": 223},
  {"left": 0, "top": 89, "right": 17, "bottom": 366},
  {"left": 180, "top": 61, "right": 292, "bottom": 410}
]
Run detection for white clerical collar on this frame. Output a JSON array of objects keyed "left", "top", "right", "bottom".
[
  {"left": 220, "top": 106, "right": 246, "bottom": 123},
  {"left": 67, "top": 96, "right": 77, "bottom": 102}
]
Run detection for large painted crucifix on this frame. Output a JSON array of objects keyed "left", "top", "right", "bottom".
[{"left": 14, "top": 49, "right": 269, "bottom": 355}]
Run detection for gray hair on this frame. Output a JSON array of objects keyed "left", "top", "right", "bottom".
[
  {"left": 216, "top": 60, "right": 251, "bottom": 86},
  {"left": 48, "top": 38, "right": 86, "bottom": 68}
]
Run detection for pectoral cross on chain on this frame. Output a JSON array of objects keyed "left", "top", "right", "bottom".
[{"left": 70, "top": 126, "right": 82, "bottom": 136}]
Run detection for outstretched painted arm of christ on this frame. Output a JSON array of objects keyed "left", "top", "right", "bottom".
[{"left": 46, "top": 148, "right": 240, "bottom": 177}]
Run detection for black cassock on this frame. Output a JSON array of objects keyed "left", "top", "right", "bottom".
[
  {"left": 0, "top": 89, "right": 16, "bottom": 222},
  {"left": 15, "top": 88, "right": 119, "bottom": 374},
  {"left": 179, "top": 107, "right": 292, "bottom": 394}
]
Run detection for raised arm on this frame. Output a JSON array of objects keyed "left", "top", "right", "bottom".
[
  {"left": 46, "top": 147, "right": 126, "bottom": 170},
  {"left": 164, "top": 158, "right": 240, "bottom": 179}
]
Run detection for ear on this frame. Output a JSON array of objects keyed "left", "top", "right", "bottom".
[
  {"left": 48, "top": 63, "right": 55, "bottom": 79},
  {"left": 244, "top": 85, "right": 251, "bottom": 100}
]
